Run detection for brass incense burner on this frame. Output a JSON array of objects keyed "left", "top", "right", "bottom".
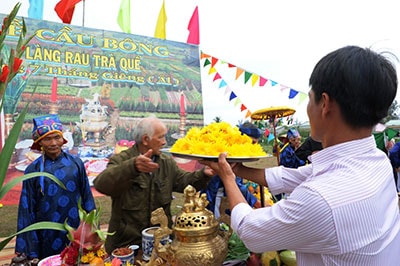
[{"left": 138, "top": 185, "right": 231, "bottom": 266}]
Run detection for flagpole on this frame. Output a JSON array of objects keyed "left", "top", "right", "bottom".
[{"left": 82, "top": 0, "right": 85, "bottom": 27}]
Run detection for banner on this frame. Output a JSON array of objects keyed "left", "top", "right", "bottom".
[{"left": 0, "top": 14, "right": 202, "bottom": 188}]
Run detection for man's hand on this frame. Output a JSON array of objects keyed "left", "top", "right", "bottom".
[
  {"left": 203, "top": 165, "right": 216, "bottom": 176},
  {"left": 200, "top": 153, "right": 236, "bottom": 181},
  {"left": 135, "top": 149, "right": 159, "bottom": 173}
]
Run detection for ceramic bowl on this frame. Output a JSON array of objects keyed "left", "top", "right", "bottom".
[
  {"left": 128, "top": 244, "right": 140, "bottom": 257},
  {"left": 111, "top": 247, "right": 135, "bottom": 264}
]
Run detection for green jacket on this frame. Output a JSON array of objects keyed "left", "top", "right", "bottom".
[{"left": 93, "top": 145, "right": 211, "bottom": 253}]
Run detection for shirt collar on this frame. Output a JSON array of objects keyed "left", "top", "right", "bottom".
[{"left": 310, "top": 136, "right": 377, "bottom": 174}]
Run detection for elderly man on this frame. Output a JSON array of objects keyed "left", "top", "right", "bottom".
[
  {"left": 15, "top": 114, "right": 95, "bottom": 260},
  {"left": 94, "top": 116, "right": 214, "bottom": 254}
]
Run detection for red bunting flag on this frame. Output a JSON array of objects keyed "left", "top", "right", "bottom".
[
  {"left": 211, "top": 57, "right": 218, "bottom": 67},
  {"left": 54, "top": 0, "right": 82, "bottom": 24},
  {"left": 187, "top": 6, "right": 200, "bottom": 45}
]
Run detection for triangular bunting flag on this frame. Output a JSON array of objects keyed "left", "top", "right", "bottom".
[
  {"left": 208, "top": 67, "right": 216, "bottom": 75},
  {"left": 251, "top": 74, "right": 259, "bottom": 87},
  {"left": 288, "top": 88, "right": 299, "bottom": 99},
  {"left": 211, "top": 57, "right": 218, "bottom": 67},
  {"left": 203, "top": 58, "right": 211, "bottom": 67},
  {"left": 228, "top": 63, "right": 236, "bottom": 68},
  {"left": 234, "top": 98, "right": 241, "bottom": 106},
  {"left": 244, "top": 72, "right": 252, "bottom": 84},
  {"left": 298, "top": 91, "right": 308, "bottom": 104},
  {"left": 201, "top": 52, "right": 211, "bottom": 59},
  {"left": 213, "top": 73, "right": 222, "bottom": 81},
  {"left": 224, "top": 86, "right": 232, "bottom": 95},
  {"left": 240, "top": 104, "right": 247, "bottom": 112},
  {"left": 259, "top": 76, "right": 268, "bottom": 86},
  {"left": 267, "top": 133, "right": 275, "bottom": 142},
  {"left": 270, "top": 80, "right": 278, "bottom": 86},
  {"left": 229, "top": 91, "right": 237, "bottom": 101},
  {"left": 280, "top": 85, "right": 289, "bottom": 91},
  {"left": 235, "top": 68, "right": 244, "bottom": 80},
  {"left": 219, "top": 80, "right": 227, "bottom": 88},
  {"left": 245, "top": 110, "right": 252, "bottom": 118}
]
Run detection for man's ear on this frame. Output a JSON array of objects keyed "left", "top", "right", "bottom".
[
  {"left": 321, "top": 92, "right": 330, "bottom": 118},
  {"left": 142, "top": 135, "right": 150, "bottom": 145}
]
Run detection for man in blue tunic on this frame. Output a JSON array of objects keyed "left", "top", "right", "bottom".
[
  {"left": 15, "top": 114, "right": 96, "bottom": 260},
  {"left": 279, "top": 128, "right": 305, "bottom": 168}
]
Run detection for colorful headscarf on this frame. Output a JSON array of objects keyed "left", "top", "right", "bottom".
[
  {"left": 287, "top": 128, "right": 300, "bottom": 139},
  {"left": 31, "top": 114, "right": 67, "bottom": 151}
]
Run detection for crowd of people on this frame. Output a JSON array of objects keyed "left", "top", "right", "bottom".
[{"left": 11, "top": 45, "right": 400, "bottom": 265}]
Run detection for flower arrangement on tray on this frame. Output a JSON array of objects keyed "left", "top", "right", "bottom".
[
  {"left": 60, "top": 201, "right": 113, "bottom": 266},
  {"left": 170, "top": 121, "right": 267, "bottom": 157}
]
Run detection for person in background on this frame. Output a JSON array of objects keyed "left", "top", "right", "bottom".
[
  {"left": 388, "top": 140, "right": 400, "bottom": 191},
  {"left": 295, "top": 136, "right": 322, "bottom": 164},
  {"left": 93, "top": 116, "right": 215, "bottom": 254},
  {"left": 279, "top": 128, "right": 305, "bottom": 168},
  {"left": 275, "top": 128, "right": 305, "bottom": 200},
  {"left": 15, "top": 114, "right": 96, "bottom": 260},
  {"left": 201, "top": 46, "right": 400, "bottom": 265},
  {"left": 201, "top": 121, "right": 262, "bottom": 219}
]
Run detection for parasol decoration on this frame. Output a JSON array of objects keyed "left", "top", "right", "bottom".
[
  {"left": 250, "top": 106, "right": 296, "bottom": 121},
  {"left": 250, "top": 106, "right": 296, "bottom": 163},
  {"left": 250, "top": 106, "right": 296, "bottom": 207},
  {"left": 250, "top": 106, "right": 296, "bottom": 154}
]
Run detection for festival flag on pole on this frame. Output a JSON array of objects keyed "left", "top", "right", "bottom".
[
  {"left": 117, "top": 0, "right": 131, "bottom": 33},
  {"left": 51, "top": 76, "right": 58, "bottom": 103},
  {"left": 54, "top": 0, "right": 82, "bottom": 24},
  {"left": 154, "top": 0, "right": 167, "bottom": 39},
  {"left": 28, "top": 0, "right": 44, "bottom": 19},
  {"left": 187, "top": 5, "right": 200, "bottom": 45}
]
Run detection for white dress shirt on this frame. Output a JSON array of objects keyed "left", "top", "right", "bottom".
[{"left": 231, "top": 136, "right": 400, "bottom": 266}]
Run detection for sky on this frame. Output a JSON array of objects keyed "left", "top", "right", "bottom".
[{"left": 2, "top": 0, "right": 400, "bottom": 125}]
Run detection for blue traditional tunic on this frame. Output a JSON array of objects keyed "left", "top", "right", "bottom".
[
  {"left": 201, "top": 175, "right": 258, "bottom": 217},
  {"left": 15, "top": 151, "right": 96, "bottom": 259},
  {"left": 279, "top": 143, "right": 305, "bottom": 169}
]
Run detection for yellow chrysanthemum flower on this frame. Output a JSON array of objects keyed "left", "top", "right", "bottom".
[
  {"left": 170, "top": 122, "right": 267, "bottom": 157},
  {"left": 96, "top": 248, "right": 107, "bottom": 258},
  {"left": 81, "top": 251, "right": 95, "bottom": 263}
]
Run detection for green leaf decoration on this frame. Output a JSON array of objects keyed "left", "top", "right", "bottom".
[
  {"left": 0, "top": 222, "right": 65, "bottom": 250},
  {"left": 0, "top": 171, "right": 66, "bottom": 200}
]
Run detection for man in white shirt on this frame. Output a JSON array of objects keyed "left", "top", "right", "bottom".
[{"left": 202, "top": 46, "right": 400, "bottom": 265}]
